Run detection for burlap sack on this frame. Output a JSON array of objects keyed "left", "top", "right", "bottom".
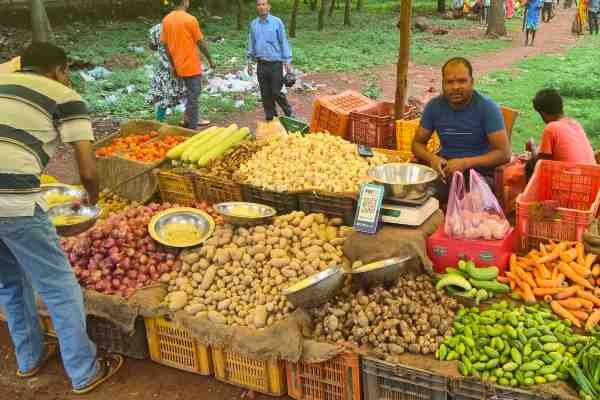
[{"left": 343, "top": 210, "right": 444, "bottom": 275}]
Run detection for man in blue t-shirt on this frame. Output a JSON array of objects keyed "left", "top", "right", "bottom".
[{"left": 412, "top": 57, "right": 510, "bottom": 196}]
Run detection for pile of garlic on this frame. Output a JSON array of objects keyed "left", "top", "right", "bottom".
[{"left": 235, "top": 133, "right": 387, "bottom": 193}]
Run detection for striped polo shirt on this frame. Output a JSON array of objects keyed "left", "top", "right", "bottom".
[{"left": 0, "top": 72, "right": 94, "bottom": 217}]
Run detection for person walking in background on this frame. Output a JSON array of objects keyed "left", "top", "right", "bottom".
[
  {"left": 146, "top": 23, "right": 187, "bottom": 122},
  {"left": 589, "top": 0, "right": 600, "bottom": 34},
  {"left": 524, "top": 0, "right": 542, "bottom": 45},
  {"left": 542, "top": 0, "right": 554, "bottom": 21},
  {"left": 481, "top": 0, "right": 491, "bottom": 24},
  {"left": 573, "top": 0, "right": 589, "bottom": 33},
  {"left": 161, "top": 0, "right": 216, "bottom": 129},
  {"left": 506, "top": 0, "right": 516, "bottom": 19},
  {"left": 247, "top": 0, "right": 294, "bottom": 122}
]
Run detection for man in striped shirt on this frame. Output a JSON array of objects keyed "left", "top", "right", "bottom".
[{"left": 0, "top": 42, "right": 122, "bottom": 394}]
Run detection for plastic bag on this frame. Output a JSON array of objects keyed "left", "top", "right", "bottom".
[
  {"left": 255, "top": 118, "right": 287, "bottom": 140},
  {"left": 444, "top": 170, "right": 510, "bottom": 240}
]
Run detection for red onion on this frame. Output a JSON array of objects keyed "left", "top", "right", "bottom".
[
  {"left": 125, "top": 248, "right": 135, "bottom": 257},
  {"left": 150, "top": 272, "right": 160, "bottom": 281},
  {"left": 158, "top": 263, "right": 169, "bottom": 274},
  {"left": 81, "top": 269, "right": 90, "bottom": 279},
  {"left": 127, "top": 269, "right": 138, "bottom": 279},
  {"left": 110, "top": 252, "right": 122, "bottom": 263},
  {"left": 125, "top": 288, "right": 135, "bottom": 297},
  {"left": 114, "top": 268, "right": 124, "bottom": 277},
  {"left": 101, "top": 266, "right": 111, "bottom": 277},
  {"left": 121, "top": 257, "right": 131, "bottom": 269},
  {"left": 112, "top": 278, "right": 121, "bottom": 289},
  {"left": 166, "top": 253, "right": 175, "bottom": 261},
  {"left": 122, "top": 277, "right": 130, "bottom": 286}
]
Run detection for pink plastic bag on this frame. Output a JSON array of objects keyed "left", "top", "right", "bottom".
[{"left": 444, "top": 170, "right": 510, "bottom": 240}]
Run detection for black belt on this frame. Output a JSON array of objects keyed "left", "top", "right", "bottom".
[{"left": 257, "top": 59, "right": 281, "bottom": 64}]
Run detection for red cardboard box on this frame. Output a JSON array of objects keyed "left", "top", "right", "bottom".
[{"left": 427, "top": 225, "right": 517, "bottom": 275}]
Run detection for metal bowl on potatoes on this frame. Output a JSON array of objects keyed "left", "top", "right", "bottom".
[
  {"left": 215, "top": 202, "right": 277, "bottom": 227},
  {"left": 282, "top": 266, "right": 345, "bottom": 309},
  {"left": 368, "top": 163, "right": 437, "bottom": 200},
  {"left": 148, "top": 207, "right": 215, "bottom": 248},
  {"left": 41, "top": 183, "right": 85, "bottom": 207},
  {"left": 351, "top": 256, "right": 414, "bottom": 288},
  {"left": 47, "top": 202, "right": 101, "bottom": 237}
]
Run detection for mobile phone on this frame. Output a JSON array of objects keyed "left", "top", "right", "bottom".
[{"left": 357, "top": 144, "right": 373, "bottom": 157}]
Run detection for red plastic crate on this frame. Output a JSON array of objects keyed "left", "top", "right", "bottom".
[
  {"left": 427, "top": 224, "right": 517, "bottom": 275},
  {"left": 516, "top": 160, "right": 600, "bottom": 252},
  {"left": 286, "top": 352, "right": 361, "bottom": 400},
  {"left": 348, "top": 101, "right": 396, "bottom": 149},
  {"left": 310, "top": 91, "right": 374, "bottom": 139}
]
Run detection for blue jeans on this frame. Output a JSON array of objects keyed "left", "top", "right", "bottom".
[
  {"left": 0, "top": 206, "right": 97, "bottom": 389},
  {"left": 183, "top": 75, "right": 202, "bottom": 129}
]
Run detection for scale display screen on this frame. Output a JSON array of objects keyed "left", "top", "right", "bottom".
[{"left": 353, "top": 183, "right": 385, "bottom": 234}]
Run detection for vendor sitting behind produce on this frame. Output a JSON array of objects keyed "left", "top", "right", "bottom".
[
  {"left": 412, "top": 57, "right": 511, "bottom": 200},
  {"left": 532, "top": 88, "right": 596, "bottom": 164}
]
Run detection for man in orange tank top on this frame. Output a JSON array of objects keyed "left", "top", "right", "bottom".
[{"left": 161, "top": 0, "right": 216, "bottom": 129}]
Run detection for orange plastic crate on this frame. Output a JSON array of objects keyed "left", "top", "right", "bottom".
[
  {"left": 395, "top": 119, "right": 440, "bottom": 161},
  {"left": 516, "top": 160, "right": 600, "bottom": 251},
  {"left": 310, "top": 91, "right": 374, "bottom": 138},
  {"left": 212, "top": 348, "right": 287, "bottom": 396},
  {"left": 286, "top": 352, "right": 361, "bottom": 400}
]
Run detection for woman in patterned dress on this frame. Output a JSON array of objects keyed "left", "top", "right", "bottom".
[{"left": 145, "top": 23, "right": 186, "bottom": 122}]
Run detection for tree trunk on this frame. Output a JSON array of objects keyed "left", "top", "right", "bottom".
[
  {"left": 344, "top": 0, "right": 352, "bottom": 25},
  {"left": 290, "top": 0, "right": 301, "bottom": 37},
  {"left": 30, "top": 0, "right": 53, "bottom": 42},
  {"left": 357, "top": 0, "right": 363, "bottom": 11},
  {"left": 318, "top": 0, "right": 329, "bottom": 30},
  {"left": 309, "top": 0, "right": 318, "bottom": 11},
  {"left": 236, "top": 0, "right": 244, "bottom": 30},
  {"left": 486, "top": 0, "right": 507, "bottom": 36},
  {"left": 207, "top": 0, "right": 227, "bottom": 15},
  {"left": 437, "top": 0, "right": 446, "bottom": 13},
  {"left": 395, "top": 0, "right": 412, "bottom": 119},
  {"left": 329, "top": 0, "right": 336, "bottom": 16}
]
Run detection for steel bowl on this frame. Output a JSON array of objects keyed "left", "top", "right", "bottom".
[
  {"left": 215, "top": 202, "right": 277, "bottom": 227},
  {"left": 47, "top": 202, "right": 101, "bottom": 237},
  {"left": 282, "top": 266, "right": 345, "bottom": 309},
  {"left": 148, "top": 207, "right": 215, "bottom": 248},
  {"left": 368, "top": 163, "right": 438, "bottom": 200},
  {"left": 41, "top": 184, "right": 85, "bottom": 207},
  {"left": 351, "top": 256, "right": 414, "bottom": 288}
]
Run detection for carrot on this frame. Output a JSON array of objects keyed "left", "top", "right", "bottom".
[
  {"left": 514, "top": 266, "right": 537, "bottom": 288},
  {"left": 521, "top": 283, "right": 537, "bottom": 304},
  {"left": 510, "top": 280, "right": 516, "bottom": 290},
  {"left": 551, "top": 265, "right": 559, "bottom": 280},
  {"left": 585, "top": 254, "right": 598, "bottom": 270},
  {"left": 558, "top": 298, "right": 583, "bottom": 310},
  {"left": 574, "top": 297, "right": 595, "bottom": 311},
  {"left": 571, "top": 310, "right": 590, "bottom": 321},
  {"left": 560, "top": 248, "right": 578, "bottom": 263},
  {"left": 570, "top": 262, "right": 591, "bottom": 278},
  {"left": 510, "top": 254, "right": 518, "bottom": 271},
  {"left": 540, "top": 243, "right": 548, "bottom": 256},
  {"left": 550, "top": 300, "right": 582, "bottom": 328},
  {"left": 592, "top": 264, "right": 600, "bottom": 278},
  {"left": 554, "top": 285, "right": 581, "bottom": 300},
  {"left": 576, "top": 243, "right": 586, "bottom": 265},
  {"left": 575, "top": 289, "right": 600, "bottom": 307},
  {"left": 497, "top": 276, "right": 509, "bottom": 284},
  {"left": 558, "top": 262, "right": 594, "bottom": 289},
  {"left": 537, "top": 242, "right": 568, "bottom": 264},
  {"left": 533, "top": 287, "right": 566, "bottom": 296},
  {"left": 536, "top": 263, "right": 551, "bottom": 280},
  {"left": 585, "top": 310, "right": 600, "bottom": 332}
]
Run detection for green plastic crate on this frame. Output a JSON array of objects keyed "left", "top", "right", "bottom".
[{"left": 279, "top": 116, "right": 309, "bottom": 135}]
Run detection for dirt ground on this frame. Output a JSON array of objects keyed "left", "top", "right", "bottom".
[{"left": 2, "top": 8, "right": 583, "bottom": 400}]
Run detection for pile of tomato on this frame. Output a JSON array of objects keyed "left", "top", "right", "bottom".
[
  {"left": 95, "top": 132, "right": 159, "bottom": 158},
  {"left": 123, "top": 135, "right": 186, "bottom": 163}
]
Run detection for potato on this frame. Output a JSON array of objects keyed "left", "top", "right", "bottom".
[
  {"left": 208, "top": 310, "right": 226, "bottom": 324},
  {"left": 168, "top": 291, "right": 188, "bottom": 311},
  {"left": 200, "top": 266, "right": 217, "bottom": 290},
  {"left": 182, "top": 253, "right": 200, "bottom": 264},
  {"left": 253, "top": 305, "right": 268, "bottom": 328}
]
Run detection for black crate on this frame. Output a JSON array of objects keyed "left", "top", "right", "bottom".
[
  {"left": 297, "top": 191, "right": 356, "bottom": 226},
  {"left": 87, "top": 315, "right": 149, "bottom": 360},
  {"left": 362, "top": 357, "right": 448, "bottom": 400},
  {"left": 450, "top": 378, "right": 493, "bottom": 400},
  {"left": 490, "top": 385, "right": 556, "bottom": 400},
  {"left": 241, "top": 184, "right": 299, "bottom": 215}
]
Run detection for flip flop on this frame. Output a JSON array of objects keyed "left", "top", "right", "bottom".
[
  {"left": 72, "top": 354, "right": 124, "bottom": 395},
  {"left": 199, "top": 120, "right": 211, "bottom": 127},
  {"left": 16, "top": 340, "right": 58, "bottom": 378}
]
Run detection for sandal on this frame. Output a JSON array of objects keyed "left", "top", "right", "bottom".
[
  {"left": 72, "top": 353, "right": 124, "bottom": 395},
  {"left": 198, "top": 120, "right": 211, "bottom": 127},
  {"left": 16, "top": 340, "right": 58, "bottom": 378}
]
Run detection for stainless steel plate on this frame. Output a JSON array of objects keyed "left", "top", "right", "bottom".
[{"left": 148, "top": 207, "right": 215, "bottom": 248}]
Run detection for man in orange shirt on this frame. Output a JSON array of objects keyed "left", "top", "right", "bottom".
[
  {"left": 532, "top": 88, "right": 595, "bottom": 164},
  {"left": 161, "top": 0, "right": 215, "bottom": 129}
]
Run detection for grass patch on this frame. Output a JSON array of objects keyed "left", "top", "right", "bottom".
[
  {"left": 53, "top": 0, "right": 516, "bottom": 117},
  {"left": 478, "top": 34, "right": 600, "bottom": 152}
]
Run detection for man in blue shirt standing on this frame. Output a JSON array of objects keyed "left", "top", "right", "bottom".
[
  {"left": 589, "top": 0, "right": 600, "bottom": 35},
  {"left": 412, "top": 57, "right": 510, "bottom": 200},
  {"left": 247, "top": 0, "right": 293, "bottom": 121}
]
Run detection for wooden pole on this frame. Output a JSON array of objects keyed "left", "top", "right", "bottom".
[{"left": 395, "top": 0, "right": 412, "bottom": 120}]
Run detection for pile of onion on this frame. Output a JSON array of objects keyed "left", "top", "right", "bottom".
[{"left": 61, "top": 202, "right": 182, "bottom": 298}]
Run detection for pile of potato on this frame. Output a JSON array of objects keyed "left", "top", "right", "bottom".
[
  {"left": 163, "top": 212, "right": 352, "bottom": 328},
  {"left": 235, "top": 133, "right": 387, "bottom": 193},
  {"left": 310, "top": 273, "right": 459, "bottom": 361}
]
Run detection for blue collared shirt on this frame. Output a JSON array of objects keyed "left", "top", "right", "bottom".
[
  {"left": 590, "top": 0, "right": 600, "bottom": 12},
  {"left": 247, "top": 14, "right": 292, "bottom": 64}
]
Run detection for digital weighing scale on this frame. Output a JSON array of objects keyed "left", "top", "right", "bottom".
[{"left": 381, "top": 193, "right": 439, "bottom": 226}]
